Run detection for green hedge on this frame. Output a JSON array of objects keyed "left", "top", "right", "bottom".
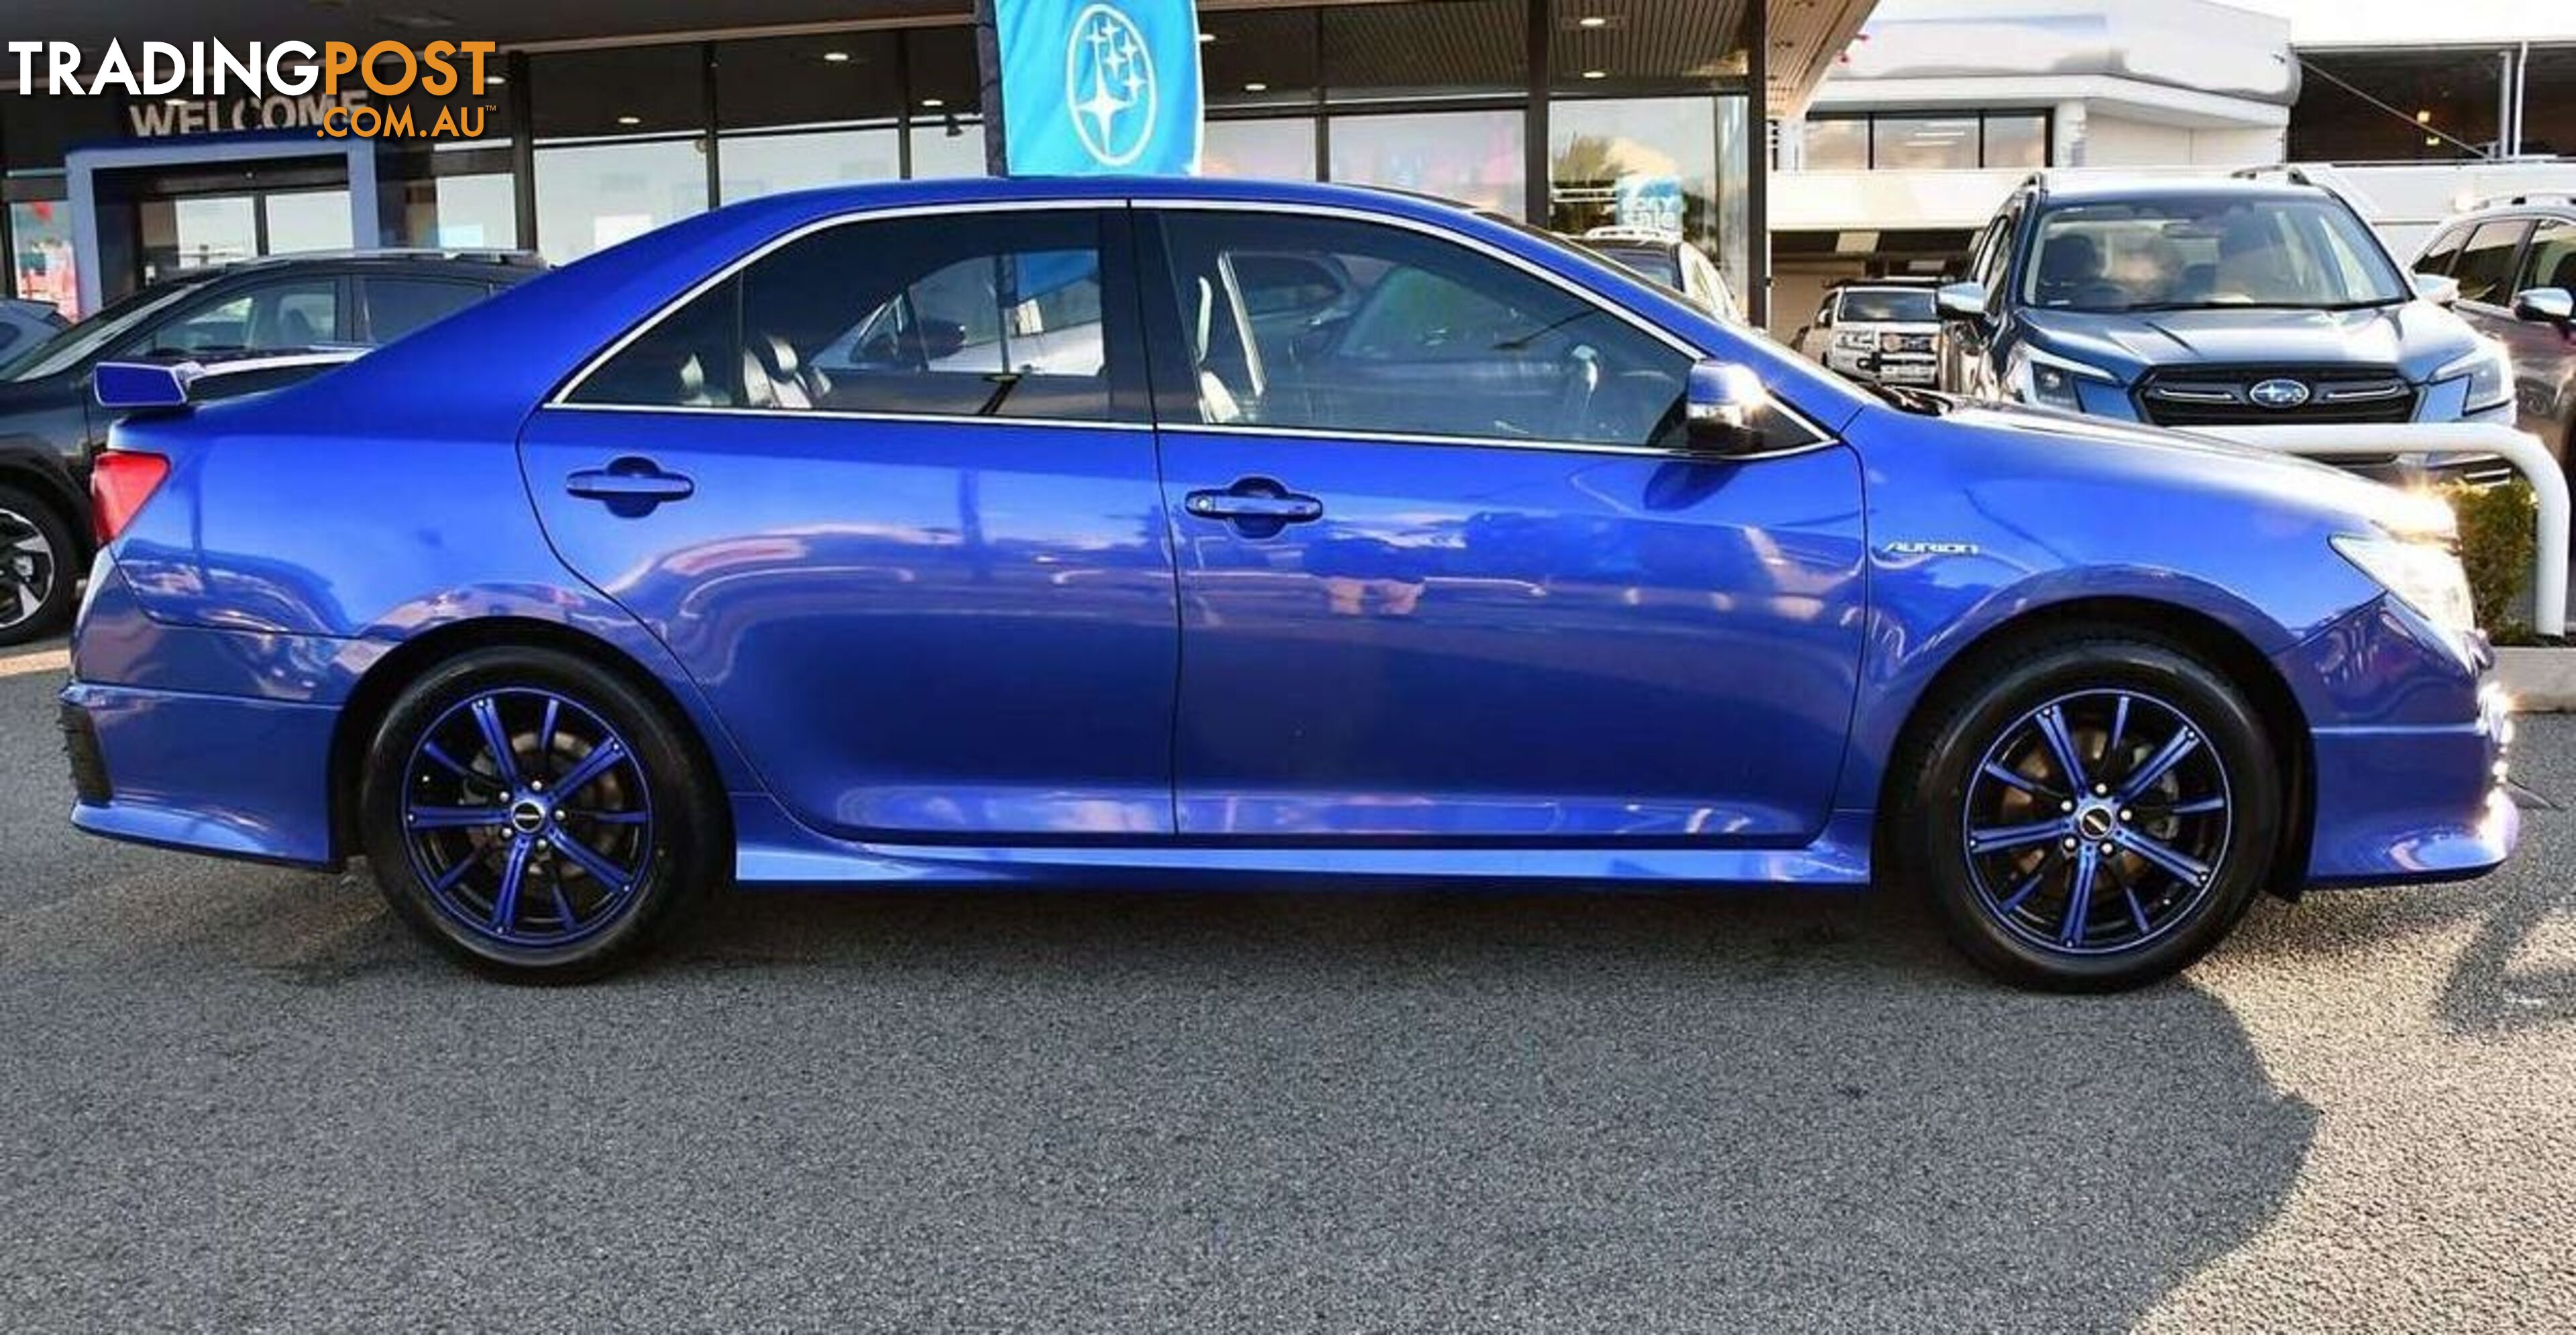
[{"left": 2439, "top": 479, "right": 2538, "bottom": 643}]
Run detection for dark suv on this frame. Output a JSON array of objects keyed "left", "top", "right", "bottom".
[
  {"left": 2413, "top": 195, "right": 2576, "bottom": 465},
  {"left": 0, "top": 250, "right": 544, "bottom": 645},
  {"left": 1935, "top": 174, "right": 2510, "bottom": 439}
]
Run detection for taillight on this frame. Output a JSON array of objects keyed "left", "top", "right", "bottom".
[{"left": 90, "top": 450, "right": 170, "bottom": 545}]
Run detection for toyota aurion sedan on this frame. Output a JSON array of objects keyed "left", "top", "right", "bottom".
[{"left": 60, "top": 177, "right": 2516, "bottom": 990}]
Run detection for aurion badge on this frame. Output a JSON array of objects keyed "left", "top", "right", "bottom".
[{"left": 2247, "top": 378, "right": 2311, "bottom": 409}]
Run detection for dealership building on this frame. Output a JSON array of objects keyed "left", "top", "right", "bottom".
[{"left": 1, "top": 0, "right": 1881, "bottom": 325}]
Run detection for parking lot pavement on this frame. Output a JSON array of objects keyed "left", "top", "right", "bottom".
[{"left": 2, "top": 639, "right": 2571, "bottom": 1334}]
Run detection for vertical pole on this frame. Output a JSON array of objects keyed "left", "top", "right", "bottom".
[
  {"left": 896, "top": 32, "right": 916, "bottom": 179},
  {"left": 1744, "top": 0, "right": 1770, "bottom": 328},
  {"left": 507, "top": 51, "right": 537, "bottom": 254},
  {"left": 974, "top": 0, "right": 1011, "bottom": 176},
  {"left": 701, "top": 42, "right": 722, "bottom": 209},
  {"left": 1523, "top": 0, "right": 1548, "bottom": 225}
]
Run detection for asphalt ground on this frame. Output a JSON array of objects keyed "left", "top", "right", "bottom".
[{"left": 1, "top": 635, "right": 2571, "bottom": 1332}]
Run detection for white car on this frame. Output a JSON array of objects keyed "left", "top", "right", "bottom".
[
  {"left": 1570, "top": 227, "right": 1741, "bottom": 323},
  {"left": 1798, "top": 282, "right": 1941, "bottom": 386}
]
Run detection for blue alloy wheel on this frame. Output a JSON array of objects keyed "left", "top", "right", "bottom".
[
  {"left": 1960, "top": 689, "right": 2232, "bottom": 957},
  {"left": 399, "top": 688, "right": 656, "bottom": 948}
]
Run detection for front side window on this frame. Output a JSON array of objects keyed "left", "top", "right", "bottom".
[
  {"left": 144, "top": 279, "right": 341, "bottom": 354},
  {"left": 2521, "top": 220, "right": 2576, "bottom": 294},
  {"left": 364, "top": 278, "right": 488, "bottom": 343},
  {"left": 2021, "top": 196, "right": 2409, "bottom": 312},
  {"left": 1153, "top": 211, "right": 1690, "bottom": 448},
  {"left": 569, "top": 211, "right": 1130, "bottom": 421},
  {"left": 2453, "top": 221, "right": 2532, "bottom": 307}
]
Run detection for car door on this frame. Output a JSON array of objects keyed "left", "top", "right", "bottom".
[
  {"left": 1138, "top": 205, "right": 1867, "bottom": 841},
  {"left": 2502, "top": 218, "right": 2576, "bottom": 447},
  {"left": 522, "top": 206, "right": 1180, "bottom": 839}
]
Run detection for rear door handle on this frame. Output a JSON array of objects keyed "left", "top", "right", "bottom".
[{"left": 567, "top": 458, "right": 694, "bottom": 513}]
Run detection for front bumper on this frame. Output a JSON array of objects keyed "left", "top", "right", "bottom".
[{"left": 2303, "top": 682, "right": 2518, "bottom": 886}]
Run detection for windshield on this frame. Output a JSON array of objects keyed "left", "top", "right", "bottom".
[
  {"left": 1837, "top": 288, "right": 1935, "bottom": 323},
  {"left": 0, "top": 278, "right": 209, "bottom": 381},
  {"left": 2021, "top": 196, "right": 2408, "bottom": 313}
]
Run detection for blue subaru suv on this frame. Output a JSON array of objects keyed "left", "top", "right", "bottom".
[{"left": 1935, "top": 174, "right": 2512, "bottom": 437}]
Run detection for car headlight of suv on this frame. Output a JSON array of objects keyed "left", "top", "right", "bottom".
[
  {"left": 1833, "top": 330, "right": 1877, "bottom": 352},
  {"left": 2003, "top": 343, "right": 2117, "bottom": 412},
  {"left": 2332, "top": 532, "right": 2477, "bottom": 639},
  {"left": 2434, "top": 339, "right": 2513, "bottom": 415}
]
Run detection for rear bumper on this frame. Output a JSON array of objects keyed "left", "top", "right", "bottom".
[{"left": 59, "top": 679, "right": 342, "bottom": 868}]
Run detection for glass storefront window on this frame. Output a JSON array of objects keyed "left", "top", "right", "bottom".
[
  {"left": 722, "top": 130, "right": 902, "bottom": 202},
  {"left": 1330, "top": 109, "right": 1525, "bottom": 217},
  {"left": 1324, "top": 0, "right": 1525, "bottom": 103},
  {"left": 1983, "top": 113, "right": 2049, "bottom": 169},
  {"left": 387, "top": 167, "right": 519, "bottom": 250},
  {"left": 904, "top": 27, "right": 989, "bottom": 178},
  {"left": 531, "top": 46, "right": 706, "bottom": 140},
  {"left": 1549, "top": 97, "right": 1717, "bottom": 250},
  {"left": 533, "top": 140, "right": 708, "bottom": 265},
  {"left": 1804, "top": 118, "right": 1868, "bottom": 170},
  {"left": 1201, "top": 9, "right": 1320, "bottom": 112},
  {"left": 262, "top": 191, "right": 354, "bottom": 254},
  {"left": 1872, "top": 115, "right": 1980, "bottom": 170},
  {"left": 1203, "top": 119, "right": 1319, "bottom": 180},
  {"left": 9, "top": 199, "right": 78, "bottom": 318}
]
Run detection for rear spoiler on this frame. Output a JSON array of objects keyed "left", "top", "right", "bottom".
[{"left": 94, "top": 348, "right": 366, "bottom": 414}]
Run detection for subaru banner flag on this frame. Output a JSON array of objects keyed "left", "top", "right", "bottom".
[{"left": 991, "top": 0, "right": 1203, "bottom": 176}]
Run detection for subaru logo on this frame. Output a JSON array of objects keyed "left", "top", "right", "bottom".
[
  {"left": 2247, "top": 378, "right": 2311, "bottom": 410},
  {"left": 1066, "top": 3, "right": 1157, "bottom": 168}
]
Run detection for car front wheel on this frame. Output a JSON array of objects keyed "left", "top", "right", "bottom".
[
  {"left": 1896, "top": 630, "right": 2282, "bottom": 992},
  {"left": 359, "top": 646, "right": 723, "bottom": 981}
]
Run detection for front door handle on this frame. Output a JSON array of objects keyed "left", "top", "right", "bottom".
[
  {"left": 567, "top": 457, "right": 694, "bottom": 515},
  {"left": 1184, "top": 478, "right": 1324, "bottom": 532}
]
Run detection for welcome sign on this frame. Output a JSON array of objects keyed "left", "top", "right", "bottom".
[{"left": 991, "top": 0, "right": 1203, "bottom": 176}]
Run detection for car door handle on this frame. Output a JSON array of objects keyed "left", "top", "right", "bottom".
[
  {"left": 1185, "top": 482, "right": 1324, "bottom": 524},
  {"left": 567, "top": 458, "right": 694, "bottom": 511}
]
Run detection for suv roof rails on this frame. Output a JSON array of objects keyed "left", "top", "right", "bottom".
[
  {"left": 2463, "top": 192, "right": 2576, "bottom": 212},
  {"left": 207, "top": 248, "right": 547, "bottom": 273},
  {"left": 2229, "top": 164, "right": 2316, "bottom": 186}
]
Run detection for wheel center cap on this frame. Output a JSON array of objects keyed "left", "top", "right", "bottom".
[
  {"left": 508, "top": 798, "right": 549, "bottom": 835},
  {"left": 2076, "top": 806, "right": 2116, "bottom": 841}
]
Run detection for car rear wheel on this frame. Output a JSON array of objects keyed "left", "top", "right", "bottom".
[
  {"left": 359, "top": 646, "right": 723, "bottom": 982},
  {"left": 0, "top": 484, "right": 75, "bottom": 648},
  {"left": 1894, "top": 630, "right": 2282, "bottom": 992}
]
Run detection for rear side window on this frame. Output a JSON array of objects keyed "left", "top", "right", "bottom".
[
  {"left": 2518, "top": 219, "right": 2576, "bottom": 293},
  {"left": 569, "top": 210, "right": 1133, "bottom": 421},
  {"left": 366, "top": 278, "right": 486, "bottom": 343},
  {"left": 2452, "top": 221, "right": 2532, "bottom": 307}
]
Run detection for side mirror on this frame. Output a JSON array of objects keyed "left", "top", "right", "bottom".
[
  {"left": 1684, "top": 359, "right": 1770, "bottom": 455},
  {"left": 2412, "top": 272, "right": 2461, "bottom": 306},
  {"left": 2512, "top": 286, "right": 2575, "bottom": 327},
  {"left": 1935, "top": 281, "right": 1989, "bottom": 323}
]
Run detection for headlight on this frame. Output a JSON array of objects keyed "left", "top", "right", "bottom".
[
  {"left": 1833, "top": 331, "right": 1876, "bottom": 351},
  {"left": 2332, "top": 533, "right": 2477, "bottom": 636},
  {"left": 2434, "top": 339, "right": 2512, "bottom": 414},
  {"left": 2003, "top": 343, "right": 2117, "bottom": 412}
]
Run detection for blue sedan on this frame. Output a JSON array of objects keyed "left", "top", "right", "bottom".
[{"left": 60, "top": 177, "right": 2516, "bottom": 989}]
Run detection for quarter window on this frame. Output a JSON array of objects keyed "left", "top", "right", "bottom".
[
  {"left": 364, "top": 278, "right": 488, "bottom": 343},
  {"left": 2414, "top": 224, "right": 2469, "bottom": 277},
  {"left": 1152, "top": 211, "right": 1692, "bottom": 448},
  {"left": 569, "top": 211, "right": 1133, "bottom": 421}
]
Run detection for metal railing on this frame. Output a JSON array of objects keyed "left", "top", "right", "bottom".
[{"left": 2200, "top": 423, "right": 2568, "bottom": 639}]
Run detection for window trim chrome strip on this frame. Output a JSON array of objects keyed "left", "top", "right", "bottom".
[{"left": 542, "top": 400, "right": 1152, "bottom": 432}]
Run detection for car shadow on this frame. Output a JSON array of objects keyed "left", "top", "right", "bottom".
[{"left": 606, "top": 884, "right": 2314, "bottom": 1331}]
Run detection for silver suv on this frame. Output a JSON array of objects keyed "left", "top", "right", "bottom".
[{"left": 2412, "top": 195, "right": 2576, "bottom": 466}]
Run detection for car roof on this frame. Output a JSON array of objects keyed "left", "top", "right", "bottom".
[{"left": 164, "top": 249, "right": 547, "bottom": 284}]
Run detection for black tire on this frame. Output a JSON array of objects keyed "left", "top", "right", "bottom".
[
  {"left": 1892, "top": 628, "right": 2282, "bottom": 992},
  {"left": 358, "top": 645, "right": 724, "bottom": 982},
  {"left": 0, "top": 483, "right": 77, "bottom": 649}
]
